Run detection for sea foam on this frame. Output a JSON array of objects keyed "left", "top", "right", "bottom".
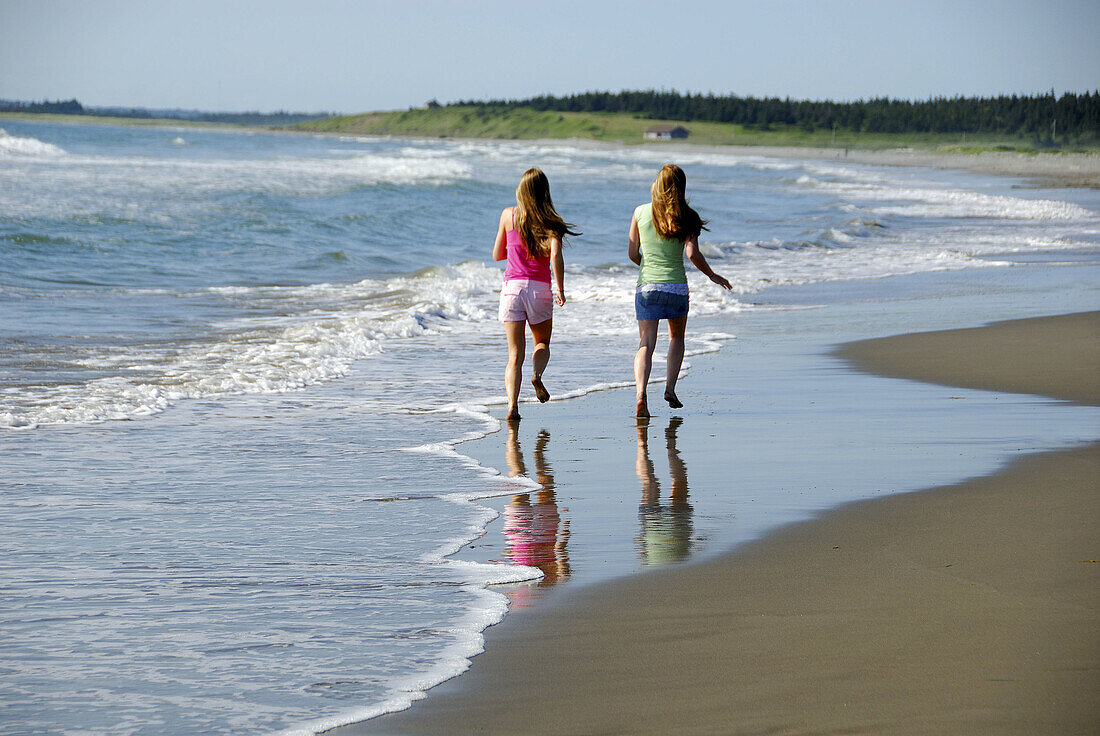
[
  {"left": 0, "top": 127, "right": 67, "bottom": 157},
  {"left": 798, "top": 168, "right": 1096, "bottom": 221}
]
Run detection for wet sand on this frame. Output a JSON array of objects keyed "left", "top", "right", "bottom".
[
  {"left": 340, "top": 311, "right": 1099, "bottom": 735},
  {"left": 836, "top": 312, "right": 1100, "bottom": 405}
]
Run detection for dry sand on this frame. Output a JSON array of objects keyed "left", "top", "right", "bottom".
[{"left": 341, "top": 312, "right": 1099, "bottom": 736}]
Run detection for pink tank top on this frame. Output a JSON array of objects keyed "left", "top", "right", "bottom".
[{"left": 503, "top": 208, "right": 551, "bottom": 283}]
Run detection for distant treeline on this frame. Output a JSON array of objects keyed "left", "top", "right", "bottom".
[
  {"left": 0, "top": 98, "right": 335, "bottom": 126},
  {"left": 453, "top": 90, "right": 1100, "bottom": 143},
  {"left": 0, "top": 98, "right": 86, "bottom": 115},
  {"left": 149, "top": 110, "right": 336, "bottom": 126}
]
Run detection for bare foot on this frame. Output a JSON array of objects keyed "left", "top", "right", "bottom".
[
  {"left": 635, "top": 397, "right": 650, "bottom": 418},
  {"left": 531, "top": 376, "right": 550, "bottom": 403},
  {"left": 506, "top": 407, "right": 521, "bottom": 421},
  {"left": 664, "top": 390, "right": 683, "bottom": 409}
]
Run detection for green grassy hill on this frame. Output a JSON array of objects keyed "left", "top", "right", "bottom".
[
  {"left": 294, "top": 107, "right": 740, "bottom": 144},
  {"left": 293, "top": 106, "right": 1078, "bottom": 153}
]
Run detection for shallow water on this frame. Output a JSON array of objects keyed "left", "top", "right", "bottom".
[
  {"left": 457, "top": 263, "right": 1100, "bottom": 605},
  {"left": 1, "top": 121, "right": 1098, "bottom": 735}
]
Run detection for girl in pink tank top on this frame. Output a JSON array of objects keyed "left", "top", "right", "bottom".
[
  {"left": 492, "top": 168, "right": 579, "bottom": 421},
  {"left": 502, "top": 215, "right": 551, "bottom": 283}
]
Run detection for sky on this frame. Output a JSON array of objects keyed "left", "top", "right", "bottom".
[{"left": 2, "top": 0, "right": 1098, "bottom": 113}]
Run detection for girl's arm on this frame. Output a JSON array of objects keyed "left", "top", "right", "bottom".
[
  {"left": 550, "top": 236, "right": 566, "bottom": 306},
  {"left": 685, "top": 236, "right": 732, "bottom": 290},
  {"left": 492, "top": 208, "right": 510, "bottom": 262},
  {"left": 627, "top": 214, "right": 641, "bottom": 265}
]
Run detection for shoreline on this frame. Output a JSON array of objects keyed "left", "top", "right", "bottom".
[
  {"left": 836, "top": 311, "right": 1100, "bottom": 405},
  {"left": 727, "top": 144, "right": 1100, "bottom": 189},
  {"left": 337, "top": 310, "right": 1099, "bottom": 735},
  {"left": 4, "top": 106, "right": 1095, "bottom": 730},
  {"left": 0, "top": 110, "right": 246, "bottom": 132},
  {"left": 5, "top": 112, "right": 1098, "bottom": 188}
]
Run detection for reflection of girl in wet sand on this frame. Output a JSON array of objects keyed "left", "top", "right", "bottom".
[
  {"left": 503, "top": 424, "right": 570, "bottom": 591},
  {"left": 635, "top": 416, "right": 693, "bottom": 566},
  {"left": 493, "top": 168, "right": 579, "bottom": 420},
  {"left": 629, "top": 164, "right": 731, "bottom": 417}
]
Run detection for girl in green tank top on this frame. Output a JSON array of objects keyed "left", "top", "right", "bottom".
[
  {"left": 628, "top": 165, "right": 731, "bottom": 418},
  {"left": 633, "top": 203, "right": 688, "bottom": 285}
]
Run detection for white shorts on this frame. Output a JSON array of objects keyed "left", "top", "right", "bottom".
[{"left": 498, "top": 279, "right": 553, "bottom": 324}]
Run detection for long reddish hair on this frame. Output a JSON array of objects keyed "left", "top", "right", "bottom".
[
  {"left": 651, "top": 164, "right": 708, "bottom": 241},
  {"left": 515, "top": 168, "right": 579, "bottom": 258}
]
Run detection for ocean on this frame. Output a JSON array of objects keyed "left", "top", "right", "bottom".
[{"left": 1, "top": 120, "right": 1098, "bottom": 735}]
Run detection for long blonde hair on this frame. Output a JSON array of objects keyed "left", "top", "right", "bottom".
[
  {"left": 651, "top": 164, "right": 708, "bottom": 241},
  {"left": 515, "top": 168, "right": 579, "bottom": 259}
]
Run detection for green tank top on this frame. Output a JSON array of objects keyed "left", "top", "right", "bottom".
[{"left": 634, "top": 203, "right": 687, "bottom": 285}]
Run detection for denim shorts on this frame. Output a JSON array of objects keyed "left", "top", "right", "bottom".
[{"left": 635, "top": 286, "right": 689, "bottom": 321}]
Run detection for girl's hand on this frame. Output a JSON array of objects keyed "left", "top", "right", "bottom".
[
  {"left": 711, "top": 273, "right": 732, "bottom": 290},
  {"left": 554, "top": 288, "right": 566, "bottom": 306}
]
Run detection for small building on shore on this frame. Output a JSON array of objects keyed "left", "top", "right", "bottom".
[{"left": 644, "top": 124, "right": 689, "bottom": 141}]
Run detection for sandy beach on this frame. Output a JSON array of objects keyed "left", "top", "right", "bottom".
[
  {"left": 838, "top": 311, "right": 1100, "bottom": 405},
  {"left": 341, "top": 311, "right": 1099, "bottom": 735},
  {"left": 5, "top": 116, "right": 1097, "bottom": 734},
  {"left": 6, "top": 6, "right": 1100, "bottom": 732}
]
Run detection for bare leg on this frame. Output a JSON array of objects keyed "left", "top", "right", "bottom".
[
  {"left": 529, "top": 318, "right": 553, "bottom": 403},
  {"left": 504, "top": 320, "right": 526, "bottom": 420},
  {"left": 664, "top": 315, "right": 688, "bottom": 409},
  {"left": 634, "top": 320, "right": 658, "bottom": 417}
]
